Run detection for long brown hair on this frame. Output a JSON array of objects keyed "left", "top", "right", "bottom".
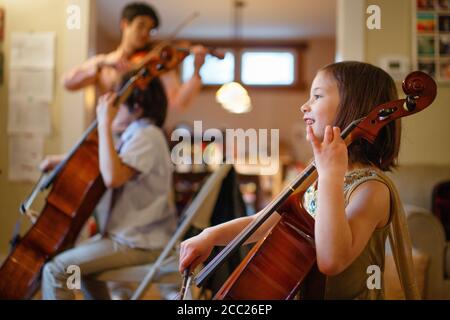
[{"left": 320, "top": 61, "right": 401, "bottom": 171}]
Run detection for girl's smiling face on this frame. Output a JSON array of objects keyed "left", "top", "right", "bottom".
[{"left": 300, "top": 70, "right": 340, "bottom": 141}]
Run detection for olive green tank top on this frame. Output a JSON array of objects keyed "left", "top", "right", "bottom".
[{"left": 303, "top": 168, "right": 391, "bottom": 300}]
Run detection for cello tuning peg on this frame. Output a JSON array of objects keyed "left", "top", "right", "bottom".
[{"left": 404, "top": 95, "right": 417, "bottom": 112}]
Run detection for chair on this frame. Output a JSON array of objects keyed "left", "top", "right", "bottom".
[
  {"left": 93, "top": 164, "right": 233, "bottom": 300},
  {"left": 385, "top": 165, "right": 450, "bottom": 299}
]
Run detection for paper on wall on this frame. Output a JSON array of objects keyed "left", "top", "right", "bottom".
[
  {"left": 9, "top": 134, "right": 44, "bottom": 182},
  {"left": 7, "top": 96, "right": 51, "bottom": 136},
  {"left": 10, "top": 32, "right": 55, "bottom": 69},
  {"left": 9, "top": 68, "right": 54, "bottom": 102},
  {"left": 7, "top": 32, "right": 55, "bottom": 182}
]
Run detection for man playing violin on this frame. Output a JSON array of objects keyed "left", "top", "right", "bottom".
[{"left": 62, "top": 2, "right": 207, "bottom": 111}]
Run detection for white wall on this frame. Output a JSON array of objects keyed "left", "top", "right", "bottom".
[
  {"left": 364, "top": 0, "right": 450, "bottom": 165},
  {"left": 336, "top": 0, "right": 365, "bottom": 61}
]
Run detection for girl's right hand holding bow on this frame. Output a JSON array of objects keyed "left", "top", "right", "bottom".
[{"left": 179, "top": 230, "right": 215, "bottom": 274}]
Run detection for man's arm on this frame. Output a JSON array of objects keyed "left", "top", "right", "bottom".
[
  {"left": 160, "top": 45, "right": 207, "bottom": 111},
  {"left": 62, "top": 54, "right": 106, "bottom": 91},
  {"left": 160, "top": 70, "right": 202, "bottom": 111}
]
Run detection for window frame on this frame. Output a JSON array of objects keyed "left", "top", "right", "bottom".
[{"left": 178, "top": 40, "right": 308, "bottom": 91}]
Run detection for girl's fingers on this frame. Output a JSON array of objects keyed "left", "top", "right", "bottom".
[
  {"left": 332, "top": 126, "right": 341, "bottom": 142},
  {"left": 188, "top": 255, "right": 205, "bottom": 273},
  {"left": 179, "top": 251, "right": 197, "bottom": 273},
  {"left": 306, "top": 125, "right": 320, "bottom": 151},
  {"left": 179, "top": 244, "right": 185, "bottom": 260},
  {"left": 324, "top": 125, "right": 333, "bottom": 144},
  {"left": 179, "top": 250, "right": 188, "bottom": 273},
  {"left": 179, "top": 242, "right": 195, "bottom": 272}
]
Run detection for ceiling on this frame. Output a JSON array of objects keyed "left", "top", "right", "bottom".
[{"left": 96, "top": 0, "right": 337, "bottom": 41}]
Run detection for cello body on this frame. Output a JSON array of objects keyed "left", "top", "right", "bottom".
[
  {"left": 214, "top": 189, "right": 324, "bottom": 300},
  {"left": 0, "top": 130, "right": 105, "bottom": 299}
]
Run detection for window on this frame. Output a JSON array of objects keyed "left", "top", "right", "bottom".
[
  {"left": 180, "top": 41, "right": 307, "bottom": 89},
  {"left": 181, "top": 51, "right": 235, "bottom": 85},
  {"left": 241, "top": 51, "right": 296, "bottom": 85}
]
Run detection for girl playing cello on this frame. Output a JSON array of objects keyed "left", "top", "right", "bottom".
[{"left": 179, "top": 61, "right": 420, "bottom": 300}]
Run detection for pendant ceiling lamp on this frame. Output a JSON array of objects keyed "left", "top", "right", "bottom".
[{"left": 216, "top": 0, "right": 252, "bottom": 114}]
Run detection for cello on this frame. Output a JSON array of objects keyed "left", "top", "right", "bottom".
[
  {"left": 192, "top": 71, "right": 437, "bottom": 299},
  {"left": 0, "top": 45, "right": 193, "bottom": 300}
]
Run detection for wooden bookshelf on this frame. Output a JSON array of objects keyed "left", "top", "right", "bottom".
[{"left": 413, "top": 0, "right": 450, "bottom": 82}]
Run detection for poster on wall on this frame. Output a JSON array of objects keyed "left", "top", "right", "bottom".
[
  {"left": 10, "top": 32, "right": 55, "bottom": 69},
  {"left": 7, "top": 96, "right": 51, "bottom": 135},
  {"left": 8, "top": 134, "right": 44, "bottom": 182},
  {"left": 8, "top": 32, "right": 55, "bottom": 182},
  {"left": 9, "top": 68, "right": 53, "bottom": 102}
]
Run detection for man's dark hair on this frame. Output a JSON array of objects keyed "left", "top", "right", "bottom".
[
  {"left": 122, "top": 76, "right": 167, "bottom": 128},
  {"left": 121, "top": 2, "right": 160, "bottom": 29}
]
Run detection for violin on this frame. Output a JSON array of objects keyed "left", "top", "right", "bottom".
[
  {"left": 192, "top": 71, "right": 437, "bottom": 300},
  {"left": 100, "top": 41, "right": 225, "bottom": 85},
  {"left": 0, "top": 47, "right": 190, "bottom": 299}
]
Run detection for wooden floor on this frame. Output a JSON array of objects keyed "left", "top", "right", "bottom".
[{"left": 34, "top": 282, "right": 207, "bottom": 300}]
